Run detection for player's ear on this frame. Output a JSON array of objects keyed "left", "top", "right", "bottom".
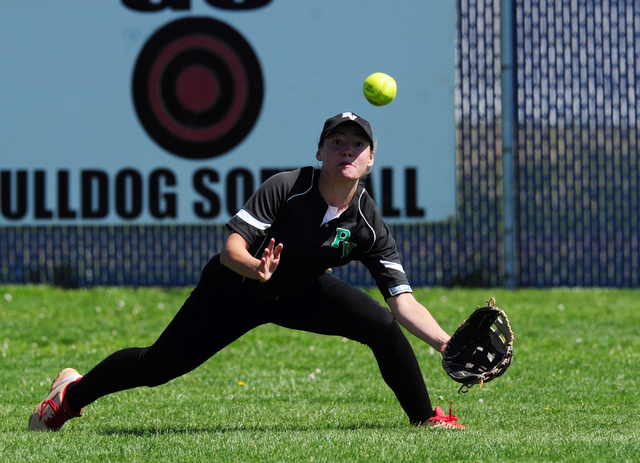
[
  {"left": 367, "top": 152, "right": 374, "bottom": 167},
  {"left": 315, "top": 149, "right": 322, "bottom": 161}
]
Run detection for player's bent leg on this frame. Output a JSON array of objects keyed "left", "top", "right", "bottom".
[
  {"left": 28, "top": 368, "right": 83, "bottom": 431},
  {"left": 270, "top": 273, "right": 435, "bottom": 424}
]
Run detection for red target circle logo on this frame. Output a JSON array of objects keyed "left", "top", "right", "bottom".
[{"left": 132, "top": 17, "right": 264, "bottom": 159}]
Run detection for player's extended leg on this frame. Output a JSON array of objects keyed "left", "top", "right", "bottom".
[
  {"left": 30, "top": 256, "right": 268, "bottom": 431},
  {"left": 268, "top": 271, "right": 434, "bottom": 424}
]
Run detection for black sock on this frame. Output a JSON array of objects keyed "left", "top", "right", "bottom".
[
  {"left": 63, "top": 347, "right": 146, "bottom": 411},
  {"left": 370, "top": 323, "right": 434, "bottom": 424}
]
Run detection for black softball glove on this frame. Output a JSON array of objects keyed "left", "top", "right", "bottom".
[{"left": 442, "top": 297, "right": 514, "bottom": 393}]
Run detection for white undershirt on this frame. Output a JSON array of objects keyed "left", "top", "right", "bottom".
[{"left": 320, "top": 205, "right": 344, "bottom": 226}]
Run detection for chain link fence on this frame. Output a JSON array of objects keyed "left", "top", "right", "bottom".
[{"left": 1, "top": 0, "right": 638, "bottom": 287}]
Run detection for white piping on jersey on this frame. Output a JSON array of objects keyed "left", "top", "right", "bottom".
[
  {"left": 286, "top": 168, "right": 315, "bottom": 202},
  {"left": 389, "top": 284, "right": 413, "bottom": 296},
  {"left": 236, "top": 209, "right": 271, "bottom": 230},
  {"left": 357, "top": 189, "right": 377, "bottom": 253},
  {"left": 252, "top": 235, "right": 270, "bottom": 260},
  {"left": 380, "top": 260, "right": 406, "bottom": 273}
]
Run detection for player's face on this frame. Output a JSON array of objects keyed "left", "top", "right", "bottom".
[{"left": 316, "top": 123, "right": 374, "bottom": 182}]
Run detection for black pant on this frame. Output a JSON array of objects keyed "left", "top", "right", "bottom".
[{"left": 66, "top": 257, "right": 434, "bottom": 424}]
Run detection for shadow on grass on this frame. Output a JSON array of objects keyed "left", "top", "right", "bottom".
[{"left": 99, "top": 421, "right": 394, "bottom": 436}]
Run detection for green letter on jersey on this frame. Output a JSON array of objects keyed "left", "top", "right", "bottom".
[{"left": 332, "top": 228, "right": 357, "bottom": 258}]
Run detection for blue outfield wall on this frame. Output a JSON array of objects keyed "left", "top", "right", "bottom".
[{"left": 1, "top": 0, "right": 639, "bottom": 288}]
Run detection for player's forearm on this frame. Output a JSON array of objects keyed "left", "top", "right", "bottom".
[
  {"left": 389, "top": 294, "right": 450, "bottom": 354},
  {"left": 220, "top": 234, "right": 262, "bottom": 280}
]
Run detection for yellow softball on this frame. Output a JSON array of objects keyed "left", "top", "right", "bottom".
[{"left": 363, "top": 72, "right": 397, "bottom": 106}]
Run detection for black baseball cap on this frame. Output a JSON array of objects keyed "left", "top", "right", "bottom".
[{"left": 318, "top": 112, "right": 374, "bottom": 148}]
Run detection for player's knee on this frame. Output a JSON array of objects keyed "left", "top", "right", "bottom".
[{"left": 362, "top": 318, "right": 402, "bottom": 350}]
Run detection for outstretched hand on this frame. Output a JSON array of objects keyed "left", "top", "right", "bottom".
[{"left": 257, "top": 238, "right": 283, "bottom": 282}]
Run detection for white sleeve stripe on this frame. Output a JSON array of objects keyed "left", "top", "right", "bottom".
[
  {"left": 236, "top": 209, "right": 271, "bottom": 230},
  {"left": 389, "top": 284, "right": 412, "bottom": 296},
  {"left": 381, "top": 260, "right": 406, "bottom": 273}
]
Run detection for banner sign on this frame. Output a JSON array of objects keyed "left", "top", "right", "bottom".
[{"left": 0, "top": 1, "right": 456, "bottom": 224}]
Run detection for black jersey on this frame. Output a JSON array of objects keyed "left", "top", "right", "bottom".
[{"left": 226, "top": 166, "right": 412, "bottom": 300}]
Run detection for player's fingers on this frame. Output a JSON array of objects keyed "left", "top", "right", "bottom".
[
  {"left": 262, "top": 239, "right": 276, "bottom": 258},
  {"left": 272, "top": 243, "right": 284, "bottom": 260}
]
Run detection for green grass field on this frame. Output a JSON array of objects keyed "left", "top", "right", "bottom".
[{"left": 1, "top": 285, "right": 639, "bottom": 462}]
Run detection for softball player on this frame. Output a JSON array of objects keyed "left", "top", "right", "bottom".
[{"left": 29, "top": 112, "right": 465, "bottom": 430}]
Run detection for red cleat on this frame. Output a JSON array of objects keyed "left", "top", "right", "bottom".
[{"left": 424, "top": 401, "right": 466, "bottom": 429}]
